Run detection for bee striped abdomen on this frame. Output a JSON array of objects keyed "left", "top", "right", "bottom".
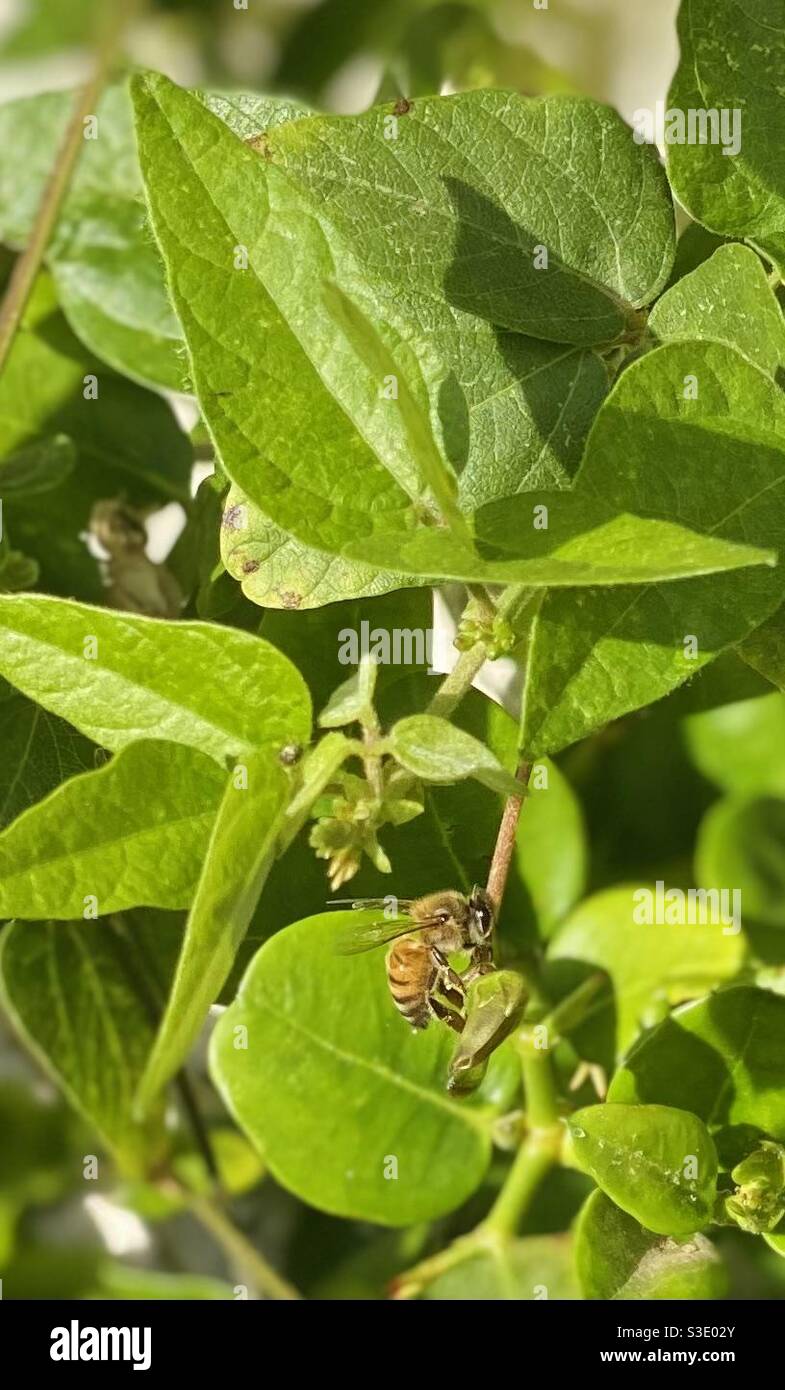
[{"left": 386, "top": 937, "right": 436, "bottom": 1030}]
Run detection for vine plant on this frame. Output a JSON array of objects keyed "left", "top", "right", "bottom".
[{"left": 0, "top": 0, "right": 785, "bottom": 1301}]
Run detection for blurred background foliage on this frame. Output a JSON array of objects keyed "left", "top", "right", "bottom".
[{"left": 2, "top": 0, "right": 785, "bottom": 1301}]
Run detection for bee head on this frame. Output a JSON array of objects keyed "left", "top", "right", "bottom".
[{"left": 467, "top": 887, "right": 494, "bottom": 946}]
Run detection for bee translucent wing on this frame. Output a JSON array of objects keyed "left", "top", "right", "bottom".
[
  {"left": 334, "top": 918, "right": 419, "bottom": 955},
  {"left": 328, "top": 897, "right": 414, "bottom": 912}
]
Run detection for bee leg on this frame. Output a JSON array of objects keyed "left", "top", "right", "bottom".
[
  {"left": 431, "top": 949, "right": 467, "bottom": 1008},
  {"left": 462, "top": 943, "right": 496, "bottom": 985},
  {"left": 428, "top": 995, "right": 465, "bottom": 1034}
]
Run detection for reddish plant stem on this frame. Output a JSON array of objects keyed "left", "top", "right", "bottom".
[{"left": 485, "top": 760, "right": 532, "bottom": 912}]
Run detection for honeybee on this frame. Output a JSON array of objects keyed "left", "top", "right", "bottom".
[{"left": 335, "top": 888, "right": 495, "bottom": 1033}]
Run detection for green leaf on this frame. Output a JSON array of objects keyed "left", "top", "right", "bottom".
[
  {"left": 517, "top": 758, "right": 587, "bottom": 939},
  {"left": 696, "top": 795, "right": 785, "bottom": 929},
  {"left": 220, "top": 482, "right": 411, "bottom": 611},
  {"left": 0, "top": 682, "right": 94, "bottom": 830},
  {"left": 667, "top": 0, "right": 785, "bottom": 276},
  {"left": 210, "top": 911, "right": 495, "bottom": 1224},
  {"left": 136, "top": 750, "right": 290, "bottom": 1112},
  {"left": 0, "top": 594, "right": 312, "bottom": 765},
  {"left": 133, "top": 72, "right": 418, "bottom": 555},
  {"left": 0, "top": 741, "right": 224, "bottom": 920},
  {"left": 521, "top": 341, "right": 785, "bottom": 756},
  {"left": 568, "top": 1102, "right": 717, "bottom": 1235},
  {"left": 649, "top": 244, "right": 785, "bottom": 376},
  {"left": 608, "top": 986, "right": 785, "bottom": 1147},
  {"left": 389, "top": 714, "right": 525, "bottom": 797},
  {"left": 546, "top": 886, "right": 744, "bottom": 1059},
  {"left": 422, "top": 1235, "right": 579, "bottom": 1300},
  {"left": 318, "top": 654, "right": 378, "bottom": 730},
  {"left": 448, "top": 970, "right": 527, "bottom": 1087},
  {"left": 575, "top": 1189, "right": 726, "bottom": 1299},
  {"left": 0, "top": 912, "right": 183, "bottom": 1172},
  {"left": 683, "top": 692, "right": 785, "bottom": 796},
  {"left": 267, "top": 90, "right": 675, "bottom": 344},
  {"left": 341, "top": 491, "right": 772, "bottom": 587}
]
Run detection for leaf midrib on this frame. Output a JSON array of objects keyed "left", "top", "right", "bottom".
[{"left": 255, "top": 993, "right": 489, "bottom": 1134}]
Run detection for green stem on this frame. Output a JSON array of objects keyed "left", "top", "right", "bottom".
[
  {"left": 521, "top": 1043, "right": 560, "bottom": 1129},
  {"left": 187, "top": 1192, "right": 301, "bottom": 1301},
  {"left": 0, "top": 2, "right": 139, "bottom": 374},
  {"left": 481, "top": 1134, "right": 559, "bottom": 1238},
  {"left": 426, "top": 637, "right": 490, "bottom": 720}
]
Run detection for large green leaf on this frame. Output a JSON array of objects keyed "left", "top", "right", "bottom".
[
  {"left": 266, "top": 89, "right": 675, "bottom": 344},
  {"left": 608, "top": 987, "right": 785, "bottom": 1149},
  {"left": 696, "top": 795, "right": 785, "bottom": 929},
  {"left": 521, "top": 341, "right": 785, "bottom": 756},
  {"left": 0, "top": 681, "right": 94, "bottom": 830},
  {"left": 136, "top": 751, "right": 290, "bottom": 1112},
  {"left": 575, "top": 1189, "right": 726, "bottom": 1299},
  {"left": 667, "top": 0, "right": 785, "bottom": 276},
  {"left": 568, "top": 1102, "right": 717, "bottom": 1235},
  {"left": 649, "top": 244, "right": 785, "bottom": 376},
  {"left": 339, "top": 492, "right": 771, "bottom": 588},
  {"left": 0, "top": 912, "right": 182, "bottom": 1173},
  {"left": 516, "top": 757, "right": 586, "bottom": 939},
  {"left": 134, "top": 72, "right": 418, "bottom": 556},
  {"left": 0, "top": 595, "right": 311, "bottom": 765},
  {"left": 210, "top": 912, "right": 496, "bottom": 1224},
  {"left": 0, "top": 83, "right": 310, "bottom": 388},
  {"left": 0, "top": 741, "right": 224, "bottom": 920},
  {"left": 546, "top": 886, "right": 744, "bottom": 1059}
]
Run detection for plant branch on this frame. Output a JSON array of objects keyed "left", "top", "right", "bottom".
[
  {"left": 480, "top": 1130, "right": 560, "bottom": 1239},
  {"left": 426, "top": 637, "right": 490, "bottom": 720},
  {"left": 0, "top": 2, "right": 137, "bottom": 374},
  {"left": 486, "top": 760, "right": 531, "bottom": 911},
  {"left": 186, "top": 1191, "right": 301, "bottom": 1301}
]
